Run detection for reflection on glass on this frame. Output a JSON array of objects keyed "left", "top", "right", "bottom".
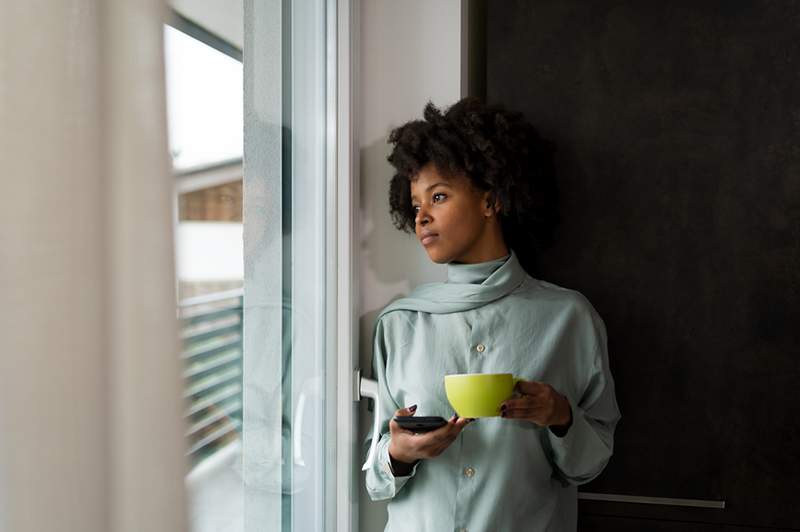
[
  {"left": 165, "top": 19, "right": 245, "bottom": 532},
  {"left": 243, "top": 0, "right": 332, "bottom": 529}
]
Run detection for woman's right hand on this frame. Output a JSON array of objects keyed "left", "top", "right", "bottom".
[{"left": 387, "top": 405, "right": 474, "bottom": 465}]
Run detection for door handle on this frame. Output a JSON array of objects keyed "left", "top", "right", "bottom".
[{"left": 355, "top": 369, "right": 381, "bottom": 471}]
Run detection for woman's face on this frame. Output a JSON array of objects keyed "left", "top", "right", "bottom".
[{"left": 410, "top": 162, "right": 507, "bottom": 264}]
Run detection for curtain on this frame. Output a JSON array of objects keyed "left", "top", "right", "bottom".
[{"left": 0, "top": 1, "right": 188, "bottom": 531}]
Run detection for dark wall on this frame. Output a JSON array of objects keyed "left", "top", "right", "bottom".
[{"left": 486, "top": 2, "right": 800, "bottom": 530}]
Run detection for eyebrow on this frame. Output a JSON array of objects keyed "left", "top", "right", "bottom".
[{"left": 410, "top": 182, "right": 451, "bottom": 202}]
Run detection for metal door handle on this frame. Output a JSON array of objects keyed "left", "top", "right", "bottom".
[{"left": 354, "top": 369, "right": 381, "bottom": 471}]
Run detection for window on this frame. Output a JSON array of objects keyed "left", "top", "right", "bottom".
[
  {"left": 164, "top": 13, "right": 245, "bottom": 532},
  {"left": 164, "top": 24, "right": 242, "bottom": 173}
]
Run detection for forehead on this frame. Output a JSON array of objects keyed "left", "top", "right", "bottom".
[{"left": 409, "top": 163, "right": 467, "bottom": 199}]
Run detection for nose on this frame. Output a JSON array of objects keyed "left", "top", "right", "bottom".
[{"left": 415, "top": 205, "right": 431, "bottom": 227}]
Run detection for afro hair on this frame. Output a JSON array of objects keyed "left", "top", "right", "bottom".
[{"left": 386, "top": 96, "right": 560, "bottom": 276}]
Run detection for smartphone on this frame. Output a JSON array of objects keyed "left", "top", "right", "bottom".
[{"left": 394, "top": 415, "right": 448, "bottom": 433}]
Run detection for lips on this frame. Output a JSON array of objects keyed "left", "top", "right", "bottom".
[{"left": 421, "top": 234, "right": 439, "bottom": 246}]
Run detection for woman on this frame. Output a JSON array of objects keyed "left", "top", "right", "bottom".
[{"left": 364, "top": 97, "right": 621, "bottom": 531}]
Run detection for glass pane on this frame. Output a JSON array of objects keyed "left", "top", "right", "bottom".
[
  {"left": 243, "top": 0, "right": 332, "bottom": 530},
  {"left": 165, "top": 19, "right": 246, "bottom": 532},
  {"left": 164, "top": 25, "right": 244, "bottom": 172}
]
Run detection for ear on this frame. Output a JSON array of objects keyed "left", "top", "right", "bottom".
[{"left": 483, "top": 192, "right": 501, "bottom": 216}]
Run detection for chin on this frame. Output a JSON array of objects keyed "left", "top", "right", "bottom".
[{"left": 423, "top": 245, "right": 453, "bottom": 264}]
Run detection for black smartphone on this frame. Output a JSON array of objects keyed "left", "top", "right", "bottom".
[{"left": 394, "top": 415, "right": 448, "bottom": 433}]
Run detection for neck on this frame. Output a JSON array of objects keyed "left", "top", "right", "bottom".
[
  {"left": 451, "top": 228, "right": 509, "bottom": 264},
  {"left": 452, "top": 246, "right": 509, "bottom": 264}
]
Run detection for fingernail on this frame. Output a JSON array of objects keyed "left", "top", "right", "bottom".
[
  {"left": 500, "top": 412, "right": 506, "bottom": 417},
  {"left": 500, "top": 404, "right": 506, "bottom": 411},
  {"left": 408, "top": 404, "right": 417, "bottom": 412},
  {"left": 451, "top": 413, "right": 458, "bottom": 421},
  {"left": 467, "top": 418, "right": 476, "bottom": 423}
]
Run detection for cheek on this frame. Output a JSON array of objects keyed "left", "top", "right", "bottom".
[
  {"left": 442, "top": 210, "right": 481, "bottom": 239},
  {"left": 432, "top": 197, "right": 483, "bottom": 232}
]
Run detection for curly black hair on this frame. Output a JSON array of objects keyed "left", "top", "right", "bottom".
[{"left": 386, "top": 96, "right": 560, "bottom": 276}]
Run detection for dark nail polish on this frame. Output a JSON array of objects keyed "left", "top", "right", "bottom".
[
  {"left": 501, "top": 412, "right": 506, "bottom": 417},
  {"left": 408, "top": 404, "right": 417, "bottom": 411}
]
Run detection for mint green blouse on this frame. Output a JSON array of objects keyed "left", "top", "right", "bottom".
[{"left": 363, "top": 249, "right": 621, "bottom": 532}]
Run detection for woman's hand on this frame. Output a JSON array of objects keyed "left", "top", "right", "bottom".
[
  {"left": 499, "top": 380, "right": 572, "bottom": 430},
  {"left": 387, "top": 405, "right": 474, "bottom": 465}
]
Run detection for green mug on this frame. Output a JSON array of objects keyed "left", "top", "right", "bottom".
[{"left": 444, "top": 373, "right": 523, "bottom": 418}]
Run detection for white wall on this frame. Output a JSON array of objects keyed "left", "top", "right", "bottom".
[{"left": 357, "top": 1, "right": 464, "bottom": 529}]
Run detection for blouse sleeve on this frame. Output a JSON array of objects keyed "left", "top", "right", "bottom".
[
  {"left": 363, "top": 315, "right": 421, "bottom": 500},
  {"left": 540, "top": 298, "right": 622, "bottom": 486}
]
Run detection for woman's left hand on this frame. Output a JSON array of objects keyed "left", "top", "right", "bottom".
[{"left": 499, "top": 380, "right": 572, "bottom": 429}]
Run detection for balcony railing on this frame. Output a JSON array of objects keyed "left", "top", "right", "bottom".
[{"left": 179, "top": 288, "right": 243, "bottom": 466}]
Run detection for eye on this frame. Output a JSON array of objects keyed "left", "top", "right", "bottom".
[{"left": 411, "top": 192, "right": 446, "bottom": 215}]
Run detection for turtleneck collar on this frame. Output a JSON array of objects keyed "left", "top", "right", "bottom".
[
  {"left": 376, "top": 248, "right": 526, "bottom": 319},
  {"left": 446, "top": 252, "right": 511, "bottom": 285}
]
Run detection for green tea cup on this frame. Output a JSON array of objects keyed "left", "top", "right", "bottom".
[{"left": 444, "top": 373, "right": 523, "bottom": 418}]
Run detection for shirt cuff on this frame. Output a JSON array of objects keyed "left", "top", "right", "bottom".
[
  {"left": 379, "top": 435, "right": 419, "bottom": 485},
  {"left": 548, "top": 401, "right": 573, "bottom": 438},
  {"left": 546, "top": 402, "right": 592, "bottom": 456}
]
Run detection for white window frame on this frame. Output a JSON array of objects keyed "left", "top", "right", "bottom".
[{"left": 331, "top": 0, "right": 360, "bottom": 530}]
